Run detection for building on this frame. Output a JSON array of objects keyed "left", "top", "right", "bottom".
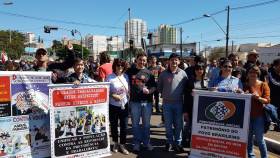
[
  {"left": 85, "top": 35, "right": 108, "bottom": 59},
  {"left": 125, "top": 19, "right": 147, "bottom": 46},
  {"left": 24, "top": 32, "right": 45, "bottom": 56},
  {"left": 146, "top": 43, "right": 196, "bottom": 58},
  {"left": 259, "top": 44, "right": 280, "bottom": 64},
  {"left": 25, "top": 32, "right": 36, "bottom": 44},
  {"left": 158, "top": 24, "right": 177, "bottom": 44}
]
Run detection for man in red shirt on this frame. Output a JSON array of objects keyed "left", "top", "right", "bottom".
[{"left": 98, "top": 52, "right": 112, "bottom": 82}]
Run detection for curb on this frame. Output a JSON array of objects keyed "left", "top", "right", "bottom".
[{"left": 264, "top": 137, "right": 280, "bottom": 155}]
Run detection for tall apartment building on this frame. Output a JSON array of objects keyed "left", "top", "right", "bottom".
[
  {"left": 25, "top": 32, "right": 36, "bottom": 44},
  {"left": 158, "top": 24, "right": 177, "bottom": 44},
  {"left": 125, "top": 19, "right": 147, "bottom": 46}
]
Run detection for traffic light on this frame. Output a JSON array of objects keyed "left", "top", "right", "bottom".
[
  {"left": 129, "top": 40, "right": 134, "bottom": 50},
  {"left": 44, "top": 26, "right": 50, "bottom": 33}
]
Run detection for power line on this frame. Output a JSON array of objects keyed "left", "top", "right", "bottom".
[
  {"left": 172, "top": 9, "right": 227, "bottom": 26},
  {"left": 231, "top": 0, "right": 280, "bottom": 10},
  {"left": 232, "top": 35, "right": 280, "bottom": 39},
  {"left": 0, "top": 11, "right": 124, "bottom": 30}
]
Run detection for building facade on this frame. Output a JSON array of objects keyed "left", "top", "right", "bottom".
[
  {"left": 259, "top": 44, "right": 280, "bottom": 64},
  {"left": 125, "top": 19, "right": 147, "bottom": 46},
  {"left": 158, "top": 24, "right": 177, "bottom": 44}
]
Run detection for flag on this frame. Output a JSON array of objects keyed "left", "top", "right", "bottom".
[{"left": 1, "top": 50, "right": 8, "bottom": 64}]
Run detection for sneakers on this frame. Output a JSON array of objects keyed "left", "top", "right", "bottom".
[
  {"left": 173, "top": 145, "right": 184, "bottom": 152},
  {"left": 133, "top": 144, "right": 140, "bottom": 152},
  {"left": 112, "top": 143, "right": 118, "bottom": 153},
  {"left": 165, "top": 143, "right": 172, "bottom": 152},
  {"left": 119, "top": 144, "right": 129, "bottom": 155},
  {"left": 144, "top": 144, "right": 154, "bottom": 151}
]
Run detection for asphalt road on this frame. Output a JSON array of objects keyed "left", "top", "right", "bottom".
[{"left": 105, "top": 114, "right": 280, "bottom": 158}]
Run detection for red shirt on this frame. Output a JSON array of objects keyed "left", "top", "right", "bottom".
[{"left": 99, "top": 63, "right": 112, "bottom": 80}]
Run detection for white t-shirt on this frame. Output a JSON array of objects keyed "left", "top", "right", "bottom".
[{"left": 106, "top": 73, "right": 129, "bottom": 107}]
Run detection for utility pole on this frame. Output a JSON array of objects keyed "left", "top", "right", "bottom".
[
  {"left": 225, "top": 5, "right": 230, "bottom": 57},
  {"left": 128, "top": 8, "right": 132, "bottom": 63},
  {"left": 231, "top": 40, "right": 234, "bottom": 54},
  {"left": 180, "top": 27, "right": 183, "bottom": 57},
  {"left": 198, "top": 42, "right": 200, "bottom": 54}
]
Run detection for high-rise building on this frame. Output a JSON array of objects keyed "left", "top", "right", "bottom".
[
  {"left": 125, "top": 19, "right": 147, "bottom": 46},
  {"left": 158, "top": 24, "right": 177, "bottom": 44}
]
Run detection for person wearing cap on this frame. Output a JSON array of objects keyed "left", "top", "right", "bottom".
[
  {"left": 126, "top": 52, "right": 156, "bottom": 152},
  {"left": 158, "top": 53, "right": 188, "bottom": 152},
  {"left": 31, "top": 43, "right": 76, "bottom": 72},
  {"left": 243, "top": 49, "right": 268, "bottom": 82}
]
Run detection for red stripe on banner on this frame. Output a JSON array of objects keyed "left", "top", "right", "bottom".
[
  {"left": 0, "top": 76, "right": 11, "bottom": 102},
  {"left": 52, "top": 88, "right": 107, "bottom": 107},
  {"left": 191, "top": 135, "right": 246, "bottom": 158}
]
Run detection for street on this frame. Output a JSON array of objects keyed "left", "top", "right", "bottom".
[{"left": 106, "top": 114, "right": 280, "bottom": 158}]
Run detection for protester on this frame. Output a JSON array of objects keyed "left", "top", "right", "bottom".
[
  {"left": 228, "top": 53, "right": 246, "bottom": 82},
  {"left": 32, "top": 44, "right": 76, "bottom": 72},
  {"left": 206, "top": 59, "right": 217, "bottom": 79},
  {"left": 244, "top": 49, "right": 268, "bottom": 82},
  {"left": 148, "top": 56, "right": 165, "bottom": 113},
  {"left": 106, "top": 58, "right": 130, "bottom": 155},
  {"left": 244, "top": 65, "right": 270, "bottom": 158},
  {"left": 98, "top": 52, "right": 112, "bottom": 82},
  {"left": 209, "top": 60, "right": 243, "bottom": 92},
  {"left": 158, "top": 53, "right": 188, "bottom": 152},
  {"left": 183, "top": 62, "right": 208, "bottom": 147},
  {"left": 185, "top": 55, "right": 205, "bottom": 79},
  {"left": 65, "top": 58, "right": 96, "bottom": 84},
  {"left": 126, "top": 52, "right": 156, "bottom": 151},
  {"left": 268, "top": 58, "right": 280, "bottom": 131}
]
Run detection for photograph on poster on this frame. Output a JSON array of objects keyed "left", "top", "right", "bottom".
[
  {"left": 54, "top": 106, "right": 106, "bottom": 139},
  {"left": 11, "top": 84, "right": 49, "bottom": 116}
]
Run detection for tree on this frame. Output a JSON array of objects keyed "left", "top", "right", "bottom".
[
  {"left": 122, "top": 47, "right": 145, "bottom": 62},
  {"left": 208, "top": 47, "right": 226, "bottom": 61},
  {"left": 53, "top": 40, "right": 90, "bottom": 60},
  {"left": 0, "top": 30, "right": 25, "bottom": 59}
]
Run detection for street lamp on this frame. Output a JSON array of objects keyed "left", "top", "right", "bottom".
[{"left": 203, "top": 5, "right": 230, "bottom": 57}]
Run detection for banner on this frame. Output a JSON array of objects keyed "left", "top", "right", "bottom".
[
  {"left": 189, "top": 90, "right": 251, "bottom": 158},
  {"left": 0, "top": 71, "right": 51, "bottom": 158},
  {"left": 49, "top": 83, "right": 111, "bottom": 158}
]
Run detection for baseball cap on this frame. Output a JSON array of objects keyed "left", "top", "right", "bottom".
[
  {"left": 35, "top": 48, "right": 48, "bottom": 55},
  {"left": 169, "top": 53, "right": 180, "bottom": 60}
]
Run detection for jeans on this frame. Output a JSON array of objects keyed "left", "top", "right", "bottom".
[
  {"left": 247, "top": 116, "right": 268, "bottom": 158},
  {"left": 163, "top": 103, "right": 183, "bottom": 145},
  {"left": 130, "top": 101, "right": 152, "bottom": 146},
  {"left": 109, "top": 104, "right": 129, "bottom": 144},
  {"left": 153, "top": 90, "right": 160, "bottom": 111}
]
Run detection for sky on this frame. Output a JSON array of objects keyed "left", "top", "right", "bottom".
[{"left": 1, "top": 0, "right": 280, "bottom": 48}]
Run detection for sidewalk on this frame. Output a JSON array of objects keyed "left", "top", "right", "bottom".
[{"left": 105, "top": 114, "right": 280, "bottom": 158}]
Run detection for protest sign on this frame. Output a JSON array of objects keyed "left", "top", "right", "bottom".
[
  {"left": 189, "top": 90, "right": 251, "bottom": 158},
  {"left": 49, "top": 83, "right": 111, "bottom": 158},
  {"left": 0, "top": 71, "right": 51, "bottom": 158}
]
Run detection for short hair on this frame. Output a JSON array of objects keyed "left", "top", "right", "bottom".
[
  {"left": 112, "top": 58, "right": 128, "bottom": 74},
  {"left": 136, "top": 52, "right": 147, "bottom": 59},
  {"left": 99, "top": 52, "right": 111, "bottom": 65},
  {"left": 149, "top": 55, "right": 157, "bottom": 61},
  {"left": 273, "top": 58, "right": 280, "bottom": 66},
  {"left": 248, "top": 65, "right": 261, "bottom": 77},
  {"left": 74, "top": 58, "right": 84, "bottom": 65}
]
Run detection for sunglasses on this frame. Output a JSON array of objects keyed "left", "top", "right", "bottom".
[
  {"left": 223, "top": 65, "right": 232, "bottom": 69},
  {"left": 116, "top": 64, "right": 124, "bottom": 67}
]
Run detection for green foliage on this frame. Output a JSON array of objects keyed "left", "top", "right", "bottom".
[
  {"left": 0, "top": 30, "right": 25, "bottom": 59},
  {"left": 52, "top": 41, "right": 90, "bottom": 60}
]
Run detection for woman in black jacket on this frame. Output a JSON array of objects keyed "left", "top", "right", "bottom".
[{"left": 183, "top": 62, "right": 208, "bottom": 147}]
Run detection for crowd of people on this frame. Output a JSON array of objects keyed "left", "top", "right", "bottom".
[{"left": 2, "top": 45, "right": 280, "bottom": 158}]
